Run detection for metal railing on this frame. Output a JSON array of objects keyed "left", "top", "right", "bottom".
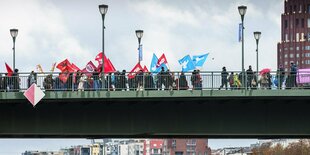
[{"left": 0, "top": 71, "right": 308, "bottom": 92}]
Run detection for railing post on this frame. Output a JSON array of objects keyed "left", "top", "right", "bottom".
[
  {"left": 72, "top": 73, "right": 74, "bottom": 92},
  {"left": 177, "top": 72, "right": 180, "bottom": 91},
  {"left": 211, "top": 72, "right": 214, "bottom": 90}
]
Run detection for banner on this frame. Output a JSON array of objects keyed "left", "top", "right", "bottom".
[
  {"left": 239, "top": 23, "right": 242, "bottom": 42},
  {"left": 297, "top": 68, "right": 310, "bottom": 84},
  {"left": 139, "top": 44, "right": 143, "bottom": 62}
]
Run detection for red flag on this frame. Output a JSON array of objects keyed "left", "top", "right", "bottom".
[
  {"left": 82, "top": 61, "right": 96, "bottom": 72},
  {"left": 5, "top": 63, "right": 13, "bottom": 76},
  {"left": 156, "top": 54, "right": 168, "bottom": 67},
  {"left": 59, "top": 73, "right": 69, "bottom": 83},
  {"left": 97, "top": 58, "right": 116, "bottom": 73},
  {"left": 95, "top": 52, "right": 107, "bottom": 65},
  {"left": 143, "top": 65, "right": 149, "bottom": 73},
  {"left": 56, "top": 59, "right": 74, "bottom": 72},
  {"left": 128, "top": 63, "right": 143, "bottom": 79},
  {"left": 107, "top": 59, "right": 116, "bottom": 72},
  {"left": 71, "top": 63, "right": 81, "bottom": 72}
]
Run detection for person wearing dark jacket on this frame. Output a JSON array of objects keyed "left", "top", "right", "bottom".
[
  {"left": 179, "top": 72, "right": 188, "bottom": 90},
  {"left": 246, "top": 65, "right": 254, "bottom": 89},
  {"left": 219, "top": 67, "right": 228, "bottom": 90}
]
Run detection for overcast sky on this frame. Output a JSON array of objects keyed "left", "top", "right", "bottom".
[
  {"left": 0, "top": 0, "right": 283, "bottom": 154},
  {"left": 0, "top": 0, "right": 282, "bottom": 73}
]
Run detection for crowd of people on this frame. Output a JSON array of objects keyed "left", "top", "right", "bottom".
[
  {"left": 0, "top": 67, "right": 203, "bottom": 92},
  {"left": 0, "top": 62, "right": 303, "bottom": 92},
  {"left": 218, "top": 62, "right": 298, "bottom": 90}
]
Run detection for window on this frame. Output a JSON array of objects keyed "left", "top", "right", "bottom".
[
  {"left": 296, "top": 19, "right": 299, "bottom": 27},
  {"left": 285, "top": 34, "right": 289, "bottom": 41},
  {"left": 308, "top": 4, "right": 310, "bottom": 13},
  {"left": 296, "top": 33, "right": 300, "bottom": 42},
  {"left": 297, "top": 46, "right": 300, "bottom": 51},
  {"left": 308, "top": 18, "right": 310, "bottom": 28},
  {"left": 305, "top": 53, "right": 310, "bottom": 57},
  {"left": 285, "top": 54, "right": 288, "bottom": 58},
  {"left": 290, "top": 5, "right": 292, "bottom": 13},
  {"left": 297, "top": 53, "right": 300, "bottom": 58},
  {"left": 290, "top": 54, "right": 294, "bottom": 58},
  {"left": 302, "top": 18, "right": 305, "bottom": 28},
  {"left": 301, "top": 33, "right": 305, "bottom": 41},
  {"left": 294, "top": 5, "right": 297, "bottom": 12},
  {"left": 284, "top": 47, "right": 288, "bottom": 51},
  {"left": 285, "top": 61, "right": 288, "bottom": 65},
  {"left": 306, "top": 46, "right": 310, "bottom": 51},
  {"left": 305, "top": 60, "right": 310, "bottom": 64},
  {"left": 285, "top": 20, "right": 288, "bottom": 28},
  {"left": 290, "top": 47, "right": 294, "bottom": 50}
]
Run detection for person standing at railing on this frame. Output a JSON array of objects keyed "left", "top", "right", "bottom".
[
  {"left": 93, "top": 69, "right": 101, "bottom": 91},
  {"left": 192, "top": 70, "right": 202, "bottom": 90},
  {"left": 144, "top": 72, "right": 155, "bottom": 90},
  {"left": 0, "top": 74, "right": 2, "bottom": 92},
  {"left": 246, "top": 65, "right": 253, "bottom": 89},
  {"left": 43, "top": 74, "right": 53, "bottom": 91},
  {"left": 157, "top": 67, "right": 166, "bottom": 90},
  {"left": 290, "top": 62, "right": 297, "bottom": 89},
  {"left": 251, "top": 72, "right": 258, "bottom": 89},
  {"left": 219, "top": 67, "right": 228, "bottom": 90},
  {"left": 178, "top": 72, "right": 188, "bottom": 90},
  {"left": 136, "top": 70, "right": 144, "bottom": 91},
  {"left": 27, "top": 71, "right": 37, "bottom": 88},
  {"left": 78, "top": 72, "right": 87, "bottom": 91},
  {"left": 120, "top": 70, "right": 127, "bottom": 91},
  {"left": 3, "top": 73, "right": 10, "bottom": 92},
  {"left": 276, "top": 65, "right": 285, "bottom": 89},
  {"left": 228, "top": 72, "right": 235, "bottom": 90},
  {"left": 12, "top": 69, "right": 20, "bottom": 92}
]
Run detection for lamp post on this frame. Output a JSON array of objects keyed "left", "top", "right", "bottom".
[
  {"left": 10, "top": 29, "right": 18, "bottom": 70},
  {"left": 238, "top": 5, "right": 247, "bottom": 88},
  {"left": 254, "top": 31, "right": 261, "bottom": 75},
  {"left": 135, "top": 30, "right": 144, "bottom": 64},
  {"left": 99, "top": 4, "right": 108, "bottom": 90}
]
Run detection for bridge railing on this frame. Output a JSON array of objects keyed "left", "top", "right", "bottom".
[{"left": 0, "top": 71, "right": 307, "bottom": 92}]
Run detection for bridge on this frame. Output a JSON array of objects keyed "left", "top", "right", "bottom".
[{"left": 1, "top": 89, "right": 310, "bottom": 139}]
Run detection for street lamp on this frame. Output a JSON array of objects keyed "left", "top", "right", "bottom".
[
  {"left": 10, "top": 29, "right": 18, "bottom": 70},
  {"left": 135, "top": 30, "right": 143, "bottom": 63},
  {"left": 99, "top": 4, "right": 108, "bottom": 90},
  {"left": 238, "top": 5, "right": 247, "bottom": 88},
  {"left": 254, "top": 31, "right": 261, "bottom": 75}
]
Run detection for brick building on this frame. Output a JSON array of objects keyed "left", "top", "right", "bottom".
[
  {"left": 278, "top": 0, "right": 310, "bottom": 71},
  {"left": 162, "top": 139, "right": 210, "bottom": 155}
]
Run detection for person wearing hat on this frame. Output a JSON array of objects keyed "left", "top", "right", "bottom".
[{"left": 219, "top": 66, "right": 228, "bottom": 90}]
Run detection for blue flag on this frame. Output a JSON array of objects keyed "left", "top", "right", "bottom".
[
  {"left": 150, "top": 53, "right": 167, "bottom": 73},
  {"left": 179, "top": 55, "right": 195, "bottom": 72},
  {"left": 192, "top": 53, "right": 209, "bottom": 67}
]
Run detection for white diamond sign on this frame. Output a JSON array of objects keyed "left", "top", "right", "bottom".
[{"left": 24, "top": 83, "right": 45, "bottom": 107}]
